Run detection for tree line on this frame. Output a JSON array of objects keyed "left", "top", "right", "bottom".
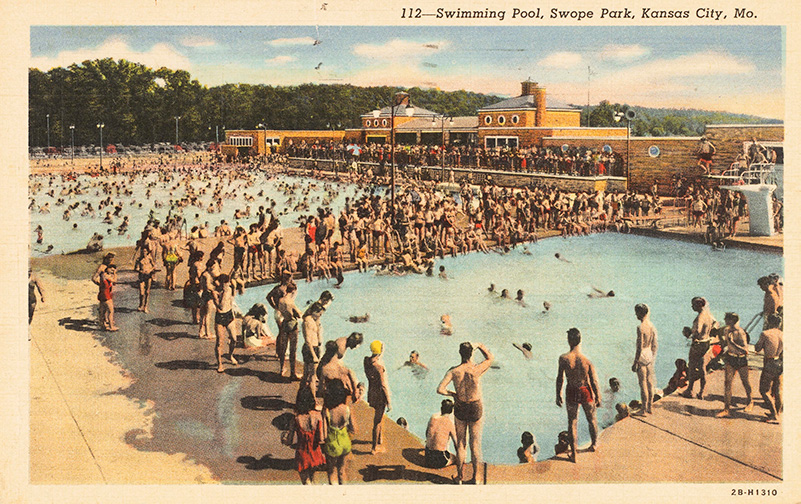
[{"left": 30, "top": 58, "right": 779, "bottom": 148}]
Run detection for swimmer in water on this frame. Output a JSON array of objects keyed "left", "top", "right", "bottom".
[
  {"left": 500, "top": 289, "right": 510, "bottom": 299},
  {"left": 438, "top": 265, "right": 448, "bottom": 280},
  {"left": 513, "top": 342, "right": 533, "bottom": 360},
  {"left": 347, "top": 313, "right": 370, "bottom": 323},
  {"left": 440, "top": 315, "right": 453, "bottom": 336},
  {"left": 555, "top": 253, "right": 571, "bottom": 263},
  {"left": 488, "top": 284, "right": 497, "bottom": 295},
  {"left": 515, "top": 289, "right": 527, "bottom": 307},
  {"left": 399, "top": 350, "right": 429, "bottom": 371},
  {"left": 543, "top": 301, "right": 552, "bottom": 313},
  {"left": 588, "top": 287, "right": 615, "bottom": 298}
]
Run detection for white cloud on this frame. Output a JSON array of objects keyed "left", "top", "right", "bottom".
[
  {"left": 268, "top": 37, "right": 316, "bottom": 47},
  {"left": 29, "top": 37, "right": 191, "bottom": 71},
  {"left": 539, "top": 52, "right": 583, "bottom": 69},
  {"left": 353, "top": 39, "right": 448, "bottom": 60},
  {"left": 601, "top": 44, "right": 650, "bottom": 62},
  {"left": 266, "top": 55, "right": 296, "bottom": 65},
  {"left": 546, "top": 51, "right": 769, "bottom": 116},
  {"left": 180, "top": 36, "right": 216, "bottom": 48}
]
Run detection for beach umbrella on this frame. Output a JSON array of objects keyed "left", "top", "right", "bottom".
[{"left": 347, "top": 144, "right": 362, "bottom": 156}]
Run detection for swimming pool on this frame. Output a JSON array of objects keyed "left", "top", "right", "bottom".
[
  {"left": 237, "top": 233, "right": 782, "bottom": 464},
  {"left": 28, "top": 172, "right": 369, "bottom": 256}
]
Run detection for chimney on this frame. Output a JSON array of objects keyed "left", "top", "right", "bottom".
[
  {"left": 521, "top": 80, "right": 538, "bottom": 96},
  {"left": 534, "top": 85, "right": 547, "bottom": 127}
]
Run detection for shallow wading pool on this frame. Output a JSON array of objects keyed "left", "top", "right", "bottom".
[{"left": 237, "top": 233, "right": 783, "bottom": 464}]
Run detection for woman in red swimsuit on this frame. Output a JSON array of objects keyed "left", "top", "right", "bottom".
[{"left": 285, "top": 387, "right": 326, "bottom": 484}]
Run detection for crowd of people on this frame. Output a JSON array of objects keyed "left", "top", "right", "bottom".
[
  {"left": 285, "top": 139, "right": 625, "bottom": 177},
  {"left": 28, "top": 151, "right": 783, "bottom": 484}
]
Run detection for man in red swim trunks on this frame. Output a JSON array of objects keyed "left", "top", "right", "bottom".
[
  {"left": 437, "top": 341, "right": 493, "bottom": 484},
  {"left": 556, "top": 328, "right": 601, "bottom": 462}
]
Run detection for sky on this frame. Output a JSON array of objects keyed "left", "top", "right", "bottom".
[{"left": 30, "top": 25, "right": 784, "bottom": 119}]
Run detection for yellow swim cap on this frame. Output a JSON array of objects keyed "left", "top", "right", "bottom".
[{"left": 370, "top": 340, "right": 383, "bottom": 355}]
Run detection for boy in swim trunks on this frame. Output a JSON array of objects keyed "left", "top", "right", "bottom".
[
  {"left": 437, "top": 341, "right": 493, "bottom": 484},
  {"left": 716, "top": 312, "right": 754, "bottom": 417},
  {"left": 556, "top": 328, "right": 601, "bottom": 463},
  {"left": 425, "top": 399, "right": 457, "bottom": 469}
]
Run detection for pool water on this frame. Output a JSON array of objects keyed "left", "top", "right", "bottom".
[
  {"left": 237, "top": 233, "right": 782, "bottom": 464},
  {"left": 29, "top": 172, "right": 370, "bottom": 256}
]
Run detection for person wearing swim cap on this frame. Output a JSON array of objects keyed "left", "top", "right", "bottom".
[
  {"left": 364, "top": 340, "right": 391, "bottom": 454},
  {"left": 437, "top": 341, "right": 494, "bottom": 484}
]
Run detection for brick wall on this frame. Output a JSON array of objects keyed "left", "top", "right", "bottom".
[
  {"left": 704, "top": 125, "right": 784, "bottom": 170},
  {"left": 545, "top": 110, "right": 581, "bottom": 127}
]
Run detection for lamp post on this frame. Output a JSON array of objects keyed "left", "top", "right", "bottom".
[
  {"left": 46, "top": 114, "right": 50, "bottom": 152},
  {"left": 373, "top": 91, "right": 413, "bottom": 216},
  {"left": 69, "top": 125, "right": 75, "bottom": 165},
  {"left": 257, "top": 122, "right": 268, "bottom": 155},
  {"left": 613, "top": 111, "right": 632, "bottom": 177},
  {"left": 432, "top": 115, "right": 454, "bottom": 181},
  {"left": 97, "top": 123, "right": 104, "bottom": 170},
  {"left": 174, "top": 116, "right": 181, "bottom": 146}
]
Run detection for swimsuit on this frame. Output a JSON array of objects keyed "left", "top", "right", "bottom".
[
  {"left": 453, "top": 399, "right": 483, "bottom": 423},
  {"left": 425, "top": 448, "right": 451, "bottom": 469},
  {"left": 294, "top": 417, "right": 325, "bottom": 473},
  {"left": 724, "top": 353, "right": 748, "bottom": 369},
  {"left": 215, "top": 310, "right": 234, "bottom": 327},
  {"left": 97, "top": 277, "right": 113, "bottom": 302},
  {"left": 566, "top": 384, "right": 594, "bottom": 405},
  {"left": 323, "top": 411, "right": 352, "bottom": 458}
]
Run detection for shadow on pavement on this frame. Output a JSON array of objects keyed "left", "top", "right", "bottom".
[
  {"left": 147, "top": 317, "right": 192, "bottom": 328},
  {"left": 236, "top": 454, "right": 295, "bottom": 471},
  {"left": 240, "top": 395, "right": 294, "bottom": 411},
  {"left": 358, "top": 464, "right": 453, "bottom": 484},
  {"left": 154, "top": 331, "right": 197, "bottom": 341},
  {"left": 58, "top": 317, "right": 98, "bottom": 332},
  {"left": 225, "top": 367, "right": 288, "bottom": 383},
  {"left": 271, "top": 412, "right": 295, "bottom": 431},
  {"left": 155, "top": 359, "right": 214, "bottom": 371}
]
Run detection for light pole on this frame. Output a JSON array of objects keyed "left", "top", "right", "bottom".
[
  {"left": 174, "top": 116, "right": 181, "bottom": 146},
  {"left": 257, "top": 122, "right": 268, "bottom": 155},
  {"left": 69, "top": 125, "right": 75, "bottom": 164},
  {"left": 432, "top": 115, "right": 454, "bottom": 181},
  {"left": 97, "top": 123, "right": 104, "bottom": 170},
  {"left": 46, "top": 114, "right": 50, "bottom": 152},
  {"left": 372, "top": 91, "right": 414, "bottom": 216},
  {"left": 215, "top": 125, "right": 220, "bottom": 146},
  {"left": 614, "top": 111, "right": 633, "bottom": 177}
]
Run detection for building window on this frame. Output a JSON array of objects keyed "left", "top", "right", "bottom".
[
  {"left": 484, "top": 115, "right": 492, "bottom": 125},
  {"left": 648, "top": 146, "right": 660, "bottom": 158},
  {"left": 266, "top": 137, "right": 280, "bottom": 146},
  {"left": 229, "top": 136, "right": 253, "bottom": 147},
  {"left": 365, "top": 120, "right": 372, "bottom": 127},
  {"left": 382, "top": 119, "right": 388, "bottom": 127},
  {"left": 511, "top": 115, "right": 520, "bottom": 125},
  {"left": 498, "top": 115, "right": 506, "bottom": 125},
  {"left": 485, "top": 136, "right": 518, "bottom": 148}
]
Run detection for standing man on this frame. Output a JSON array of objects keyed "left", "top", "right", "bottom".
[
  {"left": 437, "top": 342, "right": 493, "bottom": 484},
  {"left": 754, "top": 313, "right": 783, "bottom": 423},
  {"left": 683, "top": 297, "right": 716, "bottom": 400},
  {"left": 632, "top": 304, "right": 658, "bottom": 415},
  {"left": 556, "top": 328, "right": 601, "bottom": 462},
  {"left": 716, "top": 312, "right": 754, "bottom": 418}
]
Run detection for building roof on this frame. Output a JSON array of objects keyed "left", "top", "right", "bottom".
[
  {"left": 361, "top": 103, "right": 438, "bottom": 118},
  {"left": 478, "top": 94, "right": 580, "bottom": 112},
  {"left": 396, "top": 116, "right": 478, "bottom": 131}
]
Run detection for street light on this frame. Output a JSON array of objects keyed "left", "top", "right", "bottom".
[
  {"left": 174, "top": 116, "right": 181, "bottom": 146},
  {"left": 96, "top": 123, "right": 105, "bottom": 170},
  {"left": 46, "top": 114, "right": 50, "bottom": 152},
  {"left": 613, "top": 110, "right": 635, "bottom": 177},
  {"left": 69, "top": 125, "right": 75, "bottom": 165},
  {"left": 432, "top": 115, "right": 454, "bottom": 181},
  {"left": 372, "top": 91, "right": 414, "bottom": 215},
  {"left": 257, "top": 122, "right": 268, "bottom": 155}
]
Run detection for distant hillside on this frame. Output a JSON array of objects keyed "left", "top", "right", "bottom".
[{"left": 579, "top": 101, "right": 781, "bottom": 137}]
